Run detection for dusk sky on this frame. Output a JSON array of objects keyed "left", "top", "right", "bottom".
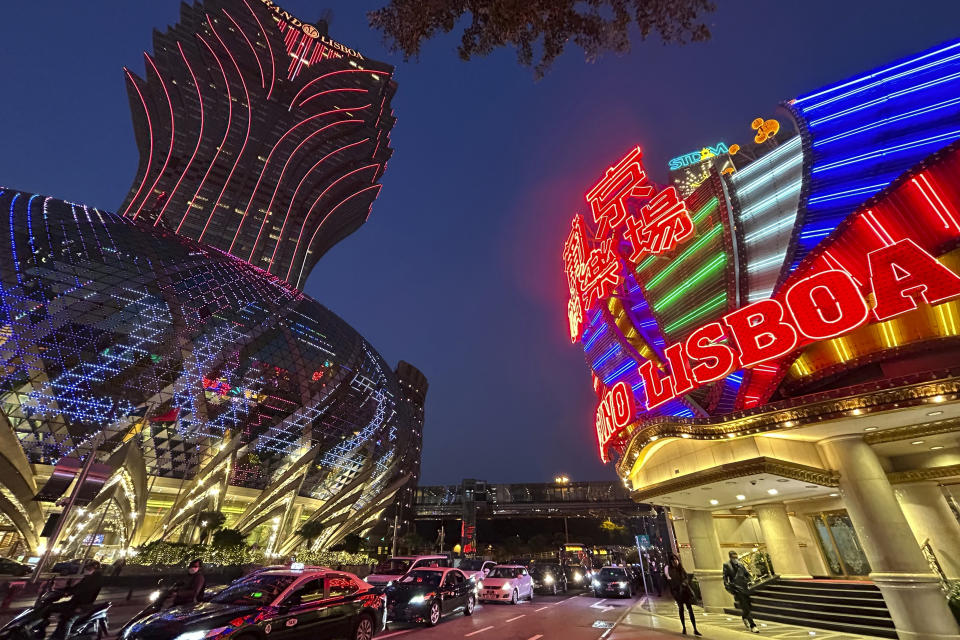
[{"left": 2, "top": 2, "right": 959, "bottom": 485}]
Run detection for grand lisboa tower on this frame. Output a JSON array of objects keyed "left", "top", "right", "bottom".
[{"left": 0, "top": 0, "right": 424, "bottom": 559}]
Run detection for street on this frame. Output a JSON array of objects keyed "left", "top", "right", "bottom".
[{"left": 378, "top": 592, "right": 671, "bottom": 640}]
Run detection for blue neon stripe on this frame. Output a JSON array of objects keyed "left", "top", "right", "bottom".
[
  {"left": 812, "top": 128, "right": 960, "bottom": 173},
  {"left": 807, "top": 183, "right": 887, "bottom": 204},
  {"left": 813, "top": 96, "right": 960, "bottom": 147},
  {"left": 794, "top": 40, "right": 960, "bottom": 107},
  {"left": 584, "top": 323, "right": 607, "bottom": 350},
  {"left": 603, "top": 358, "right": 637, "bottom": 385},
  {"left": 592, "top": 343, "right": 620, "bottom": 369},
  {"left": 809, "top": 70, "right": 960, "bottom": 127}
]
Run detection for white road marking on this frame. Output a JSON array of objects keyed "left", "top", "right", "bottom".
[
  {"left": 527, "top": 635, "right": 544, "bottom": 640},
  {"left": 377, "top": 630, "right": 413, "bottom": 639},
  {"left": 534, "top": 606, "right": 549, "bottom": 612},
  {"left": 465, "top": 626, "right": 495, "bottom": 637},
  {"left": 506, "top": 615, "right": 526, "bottom": 622}
]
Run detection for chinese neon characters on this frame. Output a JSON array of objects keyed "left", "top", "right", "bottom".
[{"left": 563, "top": 146, "right": 696, "bottom": 343}]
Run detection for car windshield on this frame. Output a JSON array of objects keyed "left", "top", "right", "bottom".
[
  {"left": 599, "top": 568, "right": 627, "bottom": 579},
  {"left": 531, "top": 565, "right": 556, "bottom": 576},
  {"left": 210, "top": 575, "right": 297, "bottom": 605},
  {"left": 458, "top": 560, "right": 486, "bottom": 571},
  {"left": 487, "top": 567, "right": 520, "bottom": 579},
  {"left": 398, "top": 570, "right": 442, "bottom": 586},
  {"left": 374, "top": 559, "right": 412, "bottom": 575}
]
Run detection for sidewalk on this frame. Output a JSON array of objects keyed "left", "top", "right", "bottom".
[{"left": 609, "top": 597, "right": 874, "bottom": 640}]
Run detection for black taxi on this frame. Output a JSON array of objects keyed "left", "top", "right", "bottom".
[{"left": 122, "top": 568, "right": 384, "bottom": 640}]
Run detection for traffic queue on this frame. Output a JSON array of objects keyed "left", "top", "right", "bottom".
[{"left": 0, "top": 555, "right": 643, "bottom": 640}]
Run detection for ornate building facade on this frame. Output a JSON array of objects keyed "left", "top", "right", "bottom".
[{"left": 562, "top": 40, "right": 960, "bottom": 639}]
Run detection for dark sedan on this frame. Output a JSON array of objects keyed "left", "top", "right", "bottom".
[
  {"left": 0, "top": 557, "right": 31, "bottom": 576},
  {"left": 530, "top": 563, "right": 567, "bottom": 595},
  {"left": 385, "top": 568, "right": 475, "bottom": 627},
  {"left": 122, "top": 568, "right": 384, "bottom": 640},
  {"left": 590, "top": 566, "right": 634, "bottom": 598}
]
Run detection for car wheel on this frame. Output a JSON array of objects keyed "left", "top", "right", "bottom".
[
  {"left": 464, "top": 595, "right": 475, "bottom": 616},
  {"left": 351, "top": 614, "right": 374, "bottom": 640},
  {"left": 510, "top": 589, "right": 517, "bottom": 605},
  {"left": 426, "top": 601, "right": 441, "bottom": 626}
]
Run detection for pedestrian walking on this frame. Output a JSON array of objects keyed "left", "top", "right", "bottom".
[
  {"left": 723, "top": 551, "right": 758, "bottom": 632},
  {"left": 664, "top": 553, "right": 701, "bottom": 636},
  {"left": 173, "top": 558, "right": 206, "bottom": 605}
]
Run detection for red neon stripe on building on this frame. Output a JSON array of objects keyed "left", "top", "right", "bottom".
[
  {"left": 229, "top": 104, "right": 371, "bottom": 254},
  {"left": 246, "top": 118, "right": 364, "bottom": 263},
  {"left": 242, "top": 0, "right": 275, "bottom": 100},
  {"left": 289, "top": 69, "right": 391, "bottom": 110},
  {"left": 294, "top": 184, "right": 382, "bottom": 286},
  {"left": 202, "top": 15, "right": 252, "bottom": 246},
  {"left": 158, "top": 42, "right": 205, "bottom": 229},
  {"left": 182, "top": 33, "right": 233, "bottom": 236},
  {"left": 121, "top": 69, "right": 154, "bottom": 218},
  {"left": 222, "top": 8, "right": 264, "bottom": 89},
  {"left": 131, "top": 54, "right": 175, "bottom": 221},
  {"left": 299, "top": 87, "right": 368, "bottom": 108},
  {"left": 286, "top": 165, "right": 380, "bottom": 282},
  {"left": 268, "top": 137, "right": 370, "bottom": 272}
]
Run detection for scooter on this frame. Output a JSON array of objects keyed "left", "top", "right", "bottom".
[
  {"left": 0, "top": 589, "right": 110, "bottom": 640},
  {"left": 115, "top": 580, "right": 180, "bottom": 639}
]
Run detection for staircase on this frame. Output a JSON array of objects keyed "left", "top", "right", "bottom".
[{"left": 724, "top": 579, "right": 896, "bottom": 638}]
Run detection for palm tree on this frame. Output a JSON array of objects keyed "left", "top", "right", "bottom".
[
  {"left": 196, "top": 511, "right": 227, "bottom": 544},
  {"left": 296, "top": 520, "right": 325, "bottom": 549}
]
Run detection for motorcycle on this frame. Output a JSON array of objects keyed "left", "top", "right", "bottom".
[
  {"left": 115, "top": 580, "right": 180, "bottom": 639},
  {"left": 0, "top": 589, "right": 110, "bottom": 640}
]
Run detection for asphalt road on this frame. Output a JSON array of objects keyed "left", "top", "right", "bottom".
[
  {"left": 378, "top": 591, "right": 672, "bottom": 640},
  {"left": 0, "top": 590, "right": 679, "bottom": 640}
]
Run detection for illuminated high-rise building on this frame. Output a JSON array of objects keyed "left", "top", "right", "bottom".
[
  {"left": 119, "top": 0, "right": 396, "bottom": 288},
  {"left": 0, "top": 1, "right": 421, "bottom": 559}
]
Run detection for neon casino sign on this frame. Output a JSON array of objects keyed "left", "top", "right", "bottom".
[
  {"left": 566, "top": 145, "right": 960, "bottom": 463},
  {"left": 639, "top": 241, "right": 960, "bottom": 410},
  {"left": 668, "top": 142, "right": 730, "bottom": 170}
]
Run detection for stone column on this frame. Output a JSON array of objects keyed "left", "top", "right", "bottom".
[
  {"left": 896, "top": 481, "right": 960, "bottom": 580},
  {"left": 755, "top": 502, "right": 812, "bottom": 579},
  {"left": 682, "top": 508, "right": 732, "bottom": 612},
  {"left": 823, "top": 436, "right": 959, "bottom": 640}
]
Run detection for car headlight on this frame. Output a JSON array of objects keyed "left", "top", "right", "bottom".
[
  {"left": 408, "top": 595, "right": 426, "bottom": 605},
  {"left": 501, "top": 583, "right": 512, "bottom": 590},
  {"left": 149, "top": 590, "right": 161, "bottom": 602},
  {"left": 386, "top": 580, "right": 394, "bottom": 587},
  {"left": 544, "top": 575, "right": 554, "bottom": 584},
  {"left": 592, "top": 580, "right": 600, "bottom": 587},
  {"left": 619, "top": 581, "right": 628, "bottom": 588},
  {"left": 574, "top": 572, "right": 582, "bottom": 582},
  {"left": 476, "top": 581, "right": 483, "bottom": 590}
]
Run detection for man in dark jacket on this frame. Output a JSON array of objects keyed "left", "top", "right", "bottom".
[
  {"left": 172, "top": 559, "right": 205, "bottom": 606},
  {"left": 723, "top": 551, "right": 758, "bottom": 633},
  {"left": 50, "top": 560, "right": 104, "bottom": 639}
]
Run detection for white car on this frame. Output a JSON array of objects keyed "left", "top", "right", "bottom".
[
  {"left": 478, "top": 564, "right": 534, "bottom": 604},
  {"left": 456, "top": 559, "right": 497, "bottom": 585},
  {"left": 366, "top": 555, "right": 449, "bottom": 587}
]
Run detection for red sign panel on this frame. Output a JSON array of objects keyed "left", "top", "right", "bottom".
[{"left": 596, "top": 381, "right": 635, "bottom": 462}]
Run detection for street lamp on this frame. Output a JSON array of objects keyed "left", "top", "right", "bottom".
[{"left": 554, "top": 475, "right": 572, "bottom": 542}]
